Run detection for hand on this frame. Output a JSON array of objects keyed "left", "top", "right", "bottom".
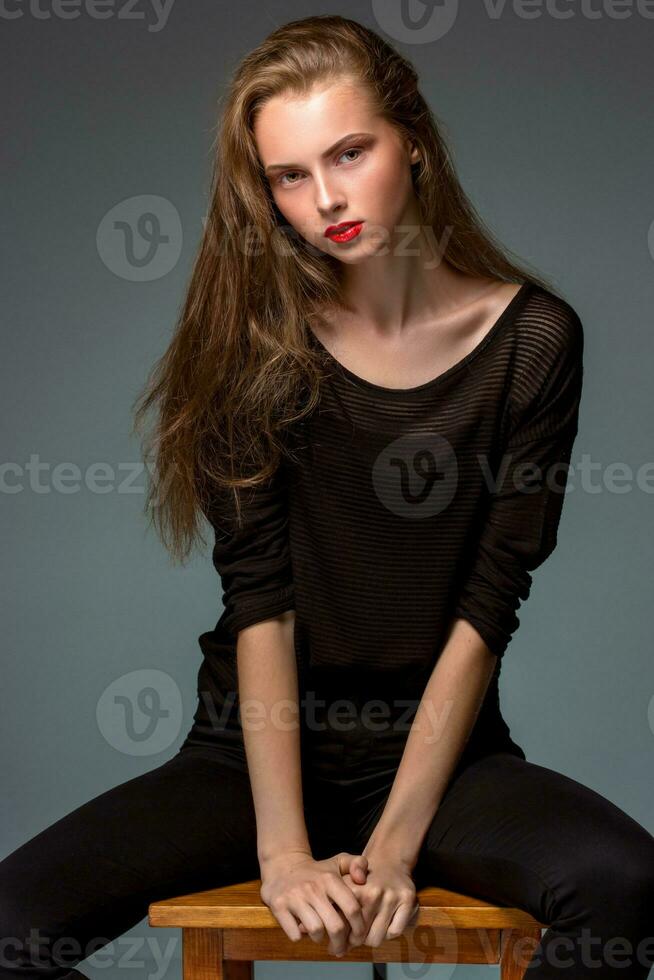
[
  {"left": 260, "top": 850, "right": 370, "bottom": 957},
  {"left": 340, "top": 847, "right": 419, "bottom": 949}
]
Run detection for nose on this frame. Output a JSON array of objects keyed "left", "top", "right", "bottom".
[{"left": 313, "top": 169, "right": 347, "bottom": 217}]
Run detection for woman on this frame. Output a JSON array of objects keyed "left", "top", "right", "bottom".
[{"left": 2, "top": 14, "right": 653, "bottom": 980}]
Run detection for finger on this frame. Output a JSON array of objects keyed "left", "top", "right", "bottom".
[
  {"left": 286, "top": 899, "right": 326, "bottom": 945},
  {"left": 336, "top": 852, "right": 368, "bottom": 884},
  {"left": 338, "top": 873, "right": 366, "bottom": 939},
  {"left": 385, "top": 901, "right": 418, "bottom": 940},
  {"left": 305, "top": 893, "right": 354, "bottom": 956},
  {"left": 325, "top": 876, "right": 368, "bottom": 943},
  {"left": 345, "top": 912, "right": 371, "bottom": 951},
  {"left": 364, "top": 900, "right": 396, "bottom": 948},
  {"left": 342, "top": 879, "right": 382, "bottom": 945},
  {"left": 349, "top": 855, "right": 369, "bottom": 884},
  {"left": 272, "top": 907, "right": 304, "bottom": 943},
  {"left": 345, "top": 887, "right": 382, "bottom": 944}
]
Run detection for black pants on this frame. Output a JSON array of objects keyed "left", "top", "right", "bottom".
[{"left": 1, "top": 742, "right": 653, "bottom": 979}]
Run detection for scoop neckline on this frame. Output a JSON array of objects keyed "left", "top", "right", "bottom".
[{"left": 309, "top": 280, "right": 532, "bottom": 397}]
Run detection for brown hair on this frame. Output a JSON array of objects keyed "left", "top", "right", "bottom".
[{"left": 132, "top": 13, "right": 555, "bottom": 564}]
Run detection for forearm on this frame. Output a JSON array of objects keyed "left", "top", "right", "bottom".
[
  {"left": 363, "top": 618, "right": 497, "bottom": 870},
  {"left": 236, "top": 610, "right": 311, "bottom": 867}
]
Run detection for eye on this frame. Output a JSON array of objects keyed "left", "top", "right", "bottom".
[
  {"left": 275, "top": 146, "right": 365, "bottom": 187},
  {"left": 277, "top": 170, "right": 302, "bottom": 187},
  {"left": 339, "top": 147, "right": 363, "bottom": 163}
]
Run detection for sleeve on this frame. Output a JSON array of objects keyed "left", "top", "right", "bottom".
[
  {"left": 452, "top": 304, "right": 584, "bottom": 659},
  {"left": 206, "top": 458, "right": 295, "bottom": 642}
]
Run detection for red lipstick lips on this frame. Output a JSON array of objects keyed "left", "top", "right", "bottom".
[{"left": 324, "top": 221, "right": 364, "bottom": 243}]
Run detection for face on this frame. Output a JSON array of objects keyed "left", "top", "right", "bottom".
[{"left": 252, "top": 78, "right": 421, "bottom": 263}]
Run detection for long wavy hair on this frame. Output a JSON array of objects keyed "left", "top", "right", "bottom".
[{"left": 132, "top": 13, "right": 555, "bottom": 564}]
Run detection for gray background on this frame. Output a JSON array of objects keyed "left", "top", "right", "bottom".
[{"left": 2, "top": 1, "right": 653, "bottom": 978}]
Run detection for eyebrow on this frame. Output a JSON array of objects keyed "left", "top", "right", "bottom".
[{"left": 263, "top": 132, "right": 374, "bottom": 175}]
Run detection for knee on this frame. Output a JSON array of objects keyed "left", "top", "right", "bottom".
[
  {"left": 566, "top": 832, "right": 654, "bottom": 926},
  {"left": 614, "top": 862, "right": 654, "bottom": 920},
  {"left": 604, "top": 831, "right": 654, "bottom": 909},
  {"left": 0, "top": 875, "right": 30, "bottom": 973},
  {"left": 0, "top": 875, "right": 38, "bottom": 973},
  {"left": 0, "top": 860, "right": 69, "bottom": 977},
  {"left": 0, "top": 855, "right": 25, "bottom": 936},
  {"left": 0, "top": 903, "right": 75, "bottom": 978}
]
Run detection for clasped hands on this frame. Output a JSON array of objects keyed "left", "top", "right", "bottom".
[{"left": 259, "top": 846, "right": 419, "bottom": 957}]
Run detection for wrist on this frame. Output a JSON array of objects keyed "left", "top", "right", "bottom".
[
  {"left": 363, "top": 834, "right": 417, "bottom": 873},
  {"left": 258, "top": 844, "right": 313, "bottom": 870}
]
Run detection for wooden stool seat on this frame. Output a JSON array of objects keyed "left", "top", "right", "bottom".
[{"left": 149, "top": 878, "right": 545, "bottom": 979}]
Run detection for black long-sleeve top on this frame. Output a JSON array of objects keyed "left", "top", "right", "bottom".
[{"left": 182, "top": 281, "right": 584, "bottom": 772}]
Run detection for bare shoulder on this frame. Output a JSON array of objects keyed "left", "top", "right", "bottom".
[{"left": 478, "top": 278, "right": 525, "bottom": 326}]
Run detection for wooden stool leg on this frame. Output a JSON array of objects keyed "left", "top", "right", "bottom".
[
  {"left": 500, "top": 927, "right": 542, "bottom": 979},
  {"left": 182, "top": 928, "right": 224, "bottom": 980},
  {"left": 181, "top": 928, "right": 253, "bottom": 980}
]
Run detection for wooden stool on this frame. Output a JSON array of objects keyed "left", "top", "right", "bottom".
[{"left": 149, "top": 878, "right": 545, "bottom": 979}]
